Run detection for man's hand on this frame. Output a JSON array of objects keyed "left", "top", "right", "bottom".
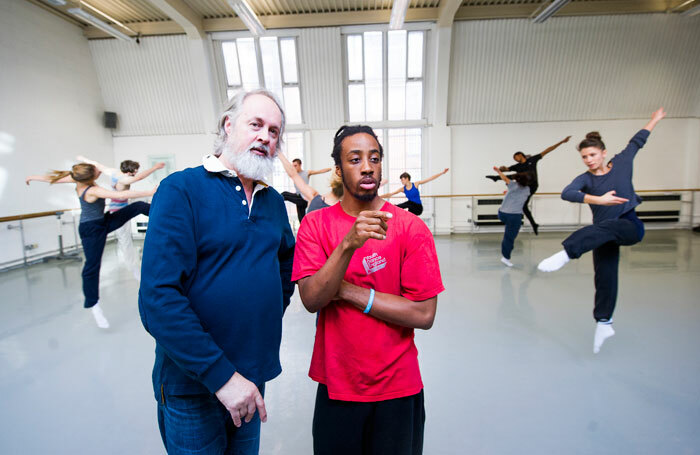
[
  {"left": 597, "top": 190, "right": 628, "bottom": 206},
  {"left": 342, "top": 211, "right": 392, "bottom": 250},
  {"left": 155, "top": 162, "right": 166, "bottom": 170},
  {"left": 563, "top": 136, "right": 571, "bottom": 143},
  {"left": 215, "top": 372, "right": 267, "bottom": 428}
]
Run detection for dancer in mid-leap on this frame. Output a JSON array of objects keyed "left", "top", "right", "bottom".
[
  {"left": 487, "top": 136, "right": 571, "bottom": 234},
  {"left": 77, "top": 155, "right": 164, "bottom": 280},
  {"left": 538, "top": 108, "right": 666, "bottom": 353},
  {"left": 379, "top": 168, "right": 449, "bottom": 216},
  {"left": 492, "top": 167, "right": 532, "bottom": 267},
  {"left": 26, "top": 163, "right": 156, "bottom": 328}
]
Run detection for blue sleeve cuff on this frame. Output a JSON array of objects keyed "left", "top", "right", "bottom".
[{"left": 200, "top": 354, "right": 237, "bottom": 394}]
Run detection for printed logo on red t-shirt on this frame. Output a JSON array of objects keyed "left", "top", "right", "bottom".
[{"left": 362, "top": 253, "right": 387, "bottom": 275}]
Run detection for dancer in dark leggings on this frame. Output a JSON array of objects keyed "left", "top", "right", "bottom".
[
  {"left": 26, "top": 163, "right": 156, "bottom": 328},
  {"left": 493, "top": 168, "right": 532, "bottom": 267},
  {"left": 537, "top": 108, "right": 666, "bottom": 353},
  {"left": 379, "top": 168, "right": 449, "bottom": 216},
  {"left": 278, "top": 152, "right": 342, "bottom": 214},
  {"left": 487, "top": 136, "right": 571, "bottom": 234}
]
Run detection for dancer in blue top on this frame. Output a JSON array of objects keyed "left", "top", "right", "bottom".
[
  {"left": 380, "top": 168, "right": 449, "bottom": 215},
  {"left": 537, "top": 108, "right": 666, "bottom": 354}
]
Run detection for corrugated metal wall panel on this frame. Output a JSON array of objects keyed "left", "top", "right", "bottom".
[
  {"left": 298, "top": 27, "right": 345, "bottom": 129},
  {"left": 448, "top": 14, "right": 700, "bottom": 124},
  {"left": 89, "top": 35, "right": 204, "bottom": 136}
]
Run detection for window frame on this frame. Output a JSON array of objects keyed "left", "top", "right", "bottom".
[
  {"left": 341, "top": 24, "right": 430, "bottom": 127},
  {"left": 211, "top": 30, "right": 305, "bottom": 129}
]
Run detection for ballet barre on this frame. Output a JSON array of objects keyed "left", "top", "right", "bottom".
[
  {"left": 1, "top": 208, "right": 81, "bottom": 269},
  {"left": 385, "top": 188, "right": 700, "bottom": 234}
]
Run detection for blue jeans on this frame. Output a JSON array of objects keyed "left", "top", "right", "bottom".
[
  {"left": 498, "top": 210, "right": 523, "bottom": 260},
  {"left": 157, "top": 384, "right": 265, "bottom": 455}
]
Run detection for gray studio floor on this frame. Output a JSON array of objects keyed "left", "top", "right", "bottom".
[{"left": 1, "top": 229, "right": 699, "bottom": 454}]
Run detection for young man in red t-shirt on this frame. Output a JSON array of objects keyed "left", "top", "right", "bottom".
[{"left": 291, "top": 125, "right": 444, "bottom": 455}]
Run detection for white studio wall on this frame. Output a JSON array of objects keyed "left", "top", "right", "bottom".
[
  {"left": 0, "top": 1, "right": 113, "bottom": 267},
  {"left": 448, "top": 14, "right": 700, "bottom": 124}
]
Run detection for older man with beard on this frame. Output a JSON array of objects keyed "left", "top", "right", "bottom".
[{"left": 139, "top": 89, "right": 295, "bottom": 455}]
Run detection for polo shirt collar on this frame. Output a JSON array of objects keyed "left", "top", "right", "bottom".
[{"left": 202, "top": 154, "right": 270, "bottom": 188}]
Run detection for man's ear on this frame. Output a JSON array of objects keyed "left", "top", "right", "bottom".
[
  {"left": 335, "top": 165, "right": 342, "bottom": 179},
  {"left": 223, "top": 116, "right": 233, "bottom": 136}
]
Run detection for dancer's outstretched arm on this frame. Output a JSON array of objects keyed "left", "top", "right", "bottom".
[
  {"left": 278, "top": 152, "right": 318, "bottom": 201},
  {"left": 540, "top": 136, "right": 571, "bottom": 157},
  {"left": 493, "top": 166, "right": 511, "bottom": 185},
  {"left": 379, "top": 187, "right": 403, "bottom": 199},
  {"left": 76, "top": 155, "right": 118, "bottom": 177},
  {"left": 26, "top": 174, "right": 73, "bottom": 185},
  {"left": 87, "top": 185, "right": 157, "bottom": 200},
  {"left": 119, "top": 162, "right": 165, "bottom": 185},
  {"left": 643, "top": 107, "right": 666, "bottom": 132},
  {"left": 415, "top": 168, "right": 449, "bottom": 186},
  {"left": 308, "top": 167, "right": 332, "bottom": 176}
]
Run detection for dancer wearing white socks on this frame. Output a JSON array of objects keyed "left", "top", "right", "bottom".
[
  {"left": 538, "top": 108, "right": 666, "bottom": 353},
  {"left": 77, "top": 156, "right": 164, "bottom": 280},
  {"left": 26, "top": 163, "right": 157, "bottom": 328},
  {"left": 492, "top": 167, "right": 532, "bottom": 267}
]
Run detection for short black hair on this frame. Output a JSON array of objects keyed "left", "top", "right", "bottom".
[
  {"left": 513, "top": 151, "right": 526, "bottom": 161},
  {"left": 513, "top": 172, "right": 532, "bottom": 187},
  {"left": 120, "top": 160, "right": 140, "bottom": 174},
  {"left": 292, "top": 158, "right": 302, "bottom": 166},
  {"left": 331, "top": 125, "right": 383, "bottom": 167},
  {"left": 400, "top": 172, "right": 411, "bottom": 181}
]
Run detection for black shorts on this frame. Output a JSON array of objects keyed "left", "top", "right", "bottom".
[{"left": 312, "top": 383, "right": 425, "bottom": 455}]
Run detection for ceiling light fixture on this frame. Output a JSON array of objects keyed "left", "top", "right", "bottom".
[
  {"left": 42, "top": 0, "right": 67, "bottom": 6},
  {"left": 227, "top": 0, "right": 265, "bottom": 37},
  {"left": 389, "top": 0, "right": 410, "bottom": 30},
  {"left": 68, "top": 7, "right": 135, "bottom": 41},
  {"left": 531, "top": 0, "right": 572, "bottom": 24},
  {"left": 81, "top": 1, "right": 137, "bottom": 35},
  {"left": 680, "top": 3, "right": 700, "bottom": 16}
]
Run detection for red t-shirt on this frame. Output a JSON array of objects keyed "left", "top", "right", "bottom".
[{"left": 291, "top": 202, "right": 444, "bottom": 402}]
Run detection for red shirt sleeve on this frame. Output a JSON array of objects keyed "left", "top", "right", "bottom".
[
  {"left": 399, "top": 216, "right": 445, "bottom": 301},
  {"left": 291, "top": 211, "right": 328, "bottom": 282}
]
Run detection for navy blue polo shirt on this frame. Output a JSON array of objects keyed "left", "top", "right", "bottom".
[{"left": 139, "top": 156, "right": 295, "bottom": 399}]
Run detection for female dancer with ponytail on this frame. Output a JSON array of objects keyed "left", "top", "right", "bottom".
[
  {"left": 26, "top": 163, "right": 156, "bottom": 328},
  {"left": 537, "top": 108, "right": 666, "bottom": 353}
]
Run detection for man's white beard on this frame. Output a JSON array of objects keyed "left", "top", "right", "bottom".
[{"left": 223, "top": 142, "right": 275, "bottom": 181}]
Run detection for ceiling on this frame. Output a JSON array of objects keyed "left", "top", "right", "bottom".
[{"left": 27, "top": 0, "right": 699, "bottom": 39}]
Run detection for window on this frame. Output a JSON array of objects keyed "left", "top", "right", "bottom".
[
  {"left": 219, "top": 36, "right": 303, "bottom": 125},
  {"left": 271, "top": 132, "right": 304, "bottom": 194},
  {"left": 374, "top": 128, "right": 422, "bottom": 199},
  {"left": 345, "top": 30, "right": 425, "bottom": 123}
]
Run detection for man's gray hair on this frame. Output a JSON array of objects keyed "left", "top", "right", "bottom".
[{"left": 213, "top": 88, "right": 286, "bottom": 157}]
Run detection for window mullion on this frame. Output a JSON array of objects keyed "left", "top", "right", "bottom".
[
  {"left": 254, "top": 37, "right": 265, "bottom": 88},
  {"left": 382, "top": 30, "right": 388, "bottom": 122}
]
